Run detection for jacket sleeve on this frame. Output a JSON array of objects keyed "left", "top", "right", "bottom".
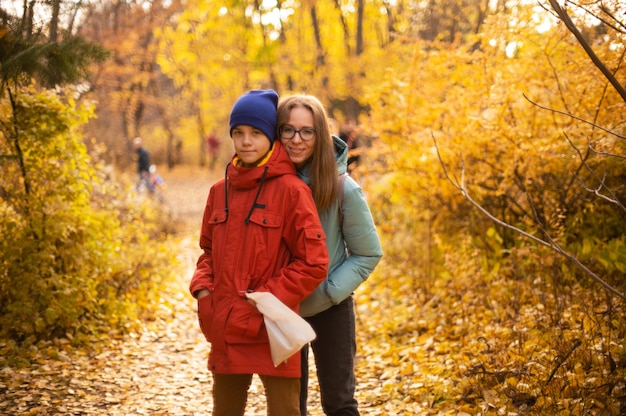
[
  {"left": 325, "top": 179, "right": 383, "bottom": 304},
  {"left": 189, "top": 189, "right": 216, "bottom": 298},
  {"left": 259, "top": 183, "right": 329, "bottom": 309}
]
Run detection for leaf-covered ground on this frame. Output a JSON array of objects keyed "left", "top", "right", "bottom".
[
  {"left": 0, "top": 167, "right": 324, "bottom": 415},
  {"left": 1, "top": 166, "right": 624, "bottom": 415},
  {"left": 0, "top": 233, "right": 314, "bottom": 415}
]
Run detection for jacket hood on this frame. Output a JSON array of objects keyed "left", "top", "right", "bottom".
[
  {"left": 224, "top": 142, "right": 296, "bottom": 223},
  {"left": 296, "top": 136, "right": 348, "bottom": 185},
  {"left": 227, "top": 141, "right": 296, "bottom": 189},
  {"left": 333, "top": 135, "right": 349, "bottom": 176}
]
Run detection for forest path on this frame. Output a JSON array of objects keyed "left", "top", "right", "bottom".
[{"left": 0, "top": 166, "right": 323, "bottom": 416}]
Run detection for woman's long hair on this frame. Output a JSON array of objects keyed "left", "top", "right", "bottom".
[{"left": 277, "top": 95, "right": 338, "bottom": 211}]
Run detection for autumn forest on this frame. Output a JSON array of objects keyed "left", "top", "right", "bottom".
[{"left": 1, "top": 0, "right": 625, "bottom": 414}]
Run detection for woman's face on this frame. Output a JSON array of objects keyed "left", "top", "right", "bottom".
[{"left": 279, "top": 106, "right": 316, "bottom": 169}]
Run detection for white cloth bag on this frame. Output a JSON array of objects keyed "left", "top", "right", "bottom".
[{"left": 246, "top": 291, "right": 316, "bottom": 366}]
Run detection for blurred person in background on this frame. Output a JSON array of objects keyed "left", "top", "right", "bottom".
[{"left": 133, "top": 137, "right": 155, "bottom": 193}]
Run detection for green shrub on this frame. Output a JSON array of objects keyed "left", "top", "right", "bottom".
[{"left": 0, "top": 87, "right": 178, "bottom": 350}]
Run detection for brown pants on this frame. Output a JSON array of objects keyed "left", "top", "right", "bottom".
[{"left": 212, "top": 373, "right": 300, "bottom": 416}]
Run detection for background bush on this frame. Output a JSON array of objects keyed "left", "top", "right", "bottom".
[{"left": 0, "top": 87, "right": 179, "bottom": 357}]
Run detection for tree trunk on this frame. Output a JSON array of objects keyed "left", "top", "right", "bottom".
[{"left": 49, "top": 0, "right": 60, "bottom": 42}]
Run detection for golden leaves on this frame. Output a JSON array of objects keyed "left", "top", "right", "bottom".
[
  {"left": 2, "top": 171, "right": 625, "bottom": 415},
  {"left": 352, "top": 244, "right": 626, "bottom": 414}
]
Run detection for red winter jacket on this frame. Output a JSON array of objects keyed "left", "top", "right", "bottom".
[{"left": 190, "top": 141, "right": 329, "bottom": 377}]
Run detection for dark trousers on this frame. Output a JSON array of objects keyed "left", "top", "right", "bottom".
[{"left": 300, "top": 296, "right": 359, "bottom": 416}]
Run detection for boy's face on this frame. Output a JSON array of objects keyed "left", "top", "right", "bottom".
[{"left": 231, "top": 125, "right": 271, "bottom": 167}]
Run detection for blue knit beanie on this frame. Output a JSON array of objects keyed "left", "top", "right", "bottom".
[{"left": 229, "top": 90, "right": 279, "bottom": 144}]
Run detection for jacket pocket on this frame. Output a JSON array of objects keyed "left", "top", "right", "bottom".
[
  {"left": 208, "top": 209, "right": 228, "bottom": 225},
  {"left": 303, "top": 226, "right": 328, "bottom": 265},
  {"left": 197, "top": 294, "right": 215, "bottom": 342},
  {"left": 224, "top": 300, "right": 265, "bottom": 343},
  {"left": 245, "top": 211, "right": 284, "bottom": 282}
]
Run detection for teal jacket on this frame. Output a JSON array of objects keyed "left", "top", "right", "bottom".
[{"left": 298, "top": 136, "right": 383, "bottom": 317}]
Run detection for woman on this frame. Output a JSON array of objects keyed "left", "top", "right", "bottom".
[
  {"left": 277, "top": 94, "right": 383, "bottom": 416},
  {"left": 190, "top": 90, "right": 329, "bottom": 416}
]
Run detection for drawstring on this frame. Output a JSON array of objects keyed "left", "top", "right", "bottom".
[
  {"left": 244, "top": 166, "right": 268, "bottom": 224},
  {"left": 224, "top": 163, "right": 268, "bottom": 223},
  {"left": 223, "top": 162, "right": 230, "bottom": 218}
]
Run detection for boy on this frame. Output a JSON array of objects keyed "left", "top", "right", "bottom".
[{"left": 190, "top": 90, "right": 329, "bottom": 416}]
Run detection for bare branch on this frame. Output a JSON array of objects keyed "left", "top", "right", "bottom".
[
  {"left": 547, "top": 0, "right": 626, "bottom": 102},
  {"left": 598, "top": 3, "right": 626, "bottom": 32},
  {"left": 564, "top": 0, "right": 626, "bottom": 34},
  {"left": 588, "top": 143, "right": 626, "bottom": 160},
  {"left": 523, "top": 94, "right": 626, "bottom": 140},
  {"left": 563, "top": 132, "right": 626, "bottom": 212},
  {"left": 545, "top": 339, "right": 582, "bottom": 386},
  {"left": 432, "top": 133, "right": 626, "bottom": 301}
]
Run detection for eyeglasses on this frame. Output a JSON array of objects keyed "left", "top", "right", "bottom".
[{"left": 280, "top": 126, "right": 316, "bottom": 141}]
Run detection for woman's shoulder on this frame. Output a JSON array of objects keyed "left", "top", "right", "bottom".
[
  {"left": 339, "top": 173, "right": 362, "bottom": 194},
  {"left": 339, "top": 175, "right": 374, "bottom": 216}
]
